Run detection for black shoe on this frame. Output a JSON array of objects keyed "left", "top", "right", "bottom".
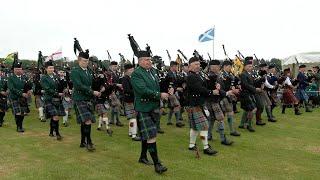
[
  {"left": 17, "top": 128, "right": 24, "bottom": 133},
  {"left": 132, "top": 136, "right": 141, "bottom": 141},
  {"left": 109, "top": 122, "right": 114, "bottom": 125},
  {"left": 138, "top": 158, "right": 153, "bottom": 165},
  {"left": 167, "top": 122, "right": 173, "bottom": 126},
  {"left": 157, "top": 129, "right": 164, "bottom": 134},
  {"left": 306, "top": 109, "right": 312, "bottom": 112},
  {"left": 188, "top": 144, "right": 197, "bottom": 151},
  {"left": 256, "top": 121, "right": 266, "bottom": 126},
  {"left": 40, "top": 119, "right": 46, "bottom": 122},
  {"left": 295, "top": 111, "right": 302, "bottom": 115},
  {"left": 176, "top": 122, "right": 185, "bottom": 128},
  {"left": 87, "top": 143, "right": 96, "bottom": 151},
  {"left": 154, "top": 163, "right": 167, "bottom": 174},
  {"left": 238, "top": 125, "right": 245, "bottom": 129},
  {"left": 0, "top": 122, "right": 3, "bottom": 127},
  {"left": 80, "top": 142, "right": 87, "bottom": 148},
  {"left": 63, "top": 123, "right": 68, "bottom": 127},
  {"left": 106, "top": 129, "right": 113, "bottom": 136},
  {"left": 230, "top": 131, "right": 241, "bottom": 136},
  {"left": 97, "top": 127, "right": 102, "bottom": 131},
  {"left": 221, "top": 139, "right": 234, "bottom": 146},
  {"left": 268, "top": 119, "right": 277, "bottom": 122},
  {"left": 116, "top": 122, "right": 124, "bottom": 127},
  {"left": 56, "top": 135, "right": 62, "bottom": 141},
  {"left": 203, "top": 145, "right": 218, "bottom": 155},
  {"left": 49, "top": 133, "right": 55, "bottom": 137},
  {"left": 247, "top": 127, "right": 255, "bottom": 132},
  {"left": 208, "top": 136, "right": 213, "bottom": 141}
]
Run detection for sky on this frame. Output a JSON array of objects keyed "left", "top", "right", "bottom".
[{"left": 0, "top": 0, "right": 319, "bottom": 64}]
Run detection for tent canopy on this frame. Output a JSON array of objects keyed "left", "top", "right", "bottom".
[{"left": 282, "top": 52, "right": 320, "bottom": 65}]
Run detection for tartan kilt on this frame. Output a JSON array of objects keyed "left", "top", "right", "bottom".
[
  {"left": 283, "top": 88, "right": 298, "bottom": 105},
  {"left": 44, "top": 101, "right": 66, "bottom": 118},
  {"left": 240, "top": 93, "right": 256, "bottom": 111},
  {"left": 0, "top": 97, "right": 8, "bottom": 111},
  {"left": 11, "top": 100, "right": 29, "bottom": 115},
  {"left": 34, "top": 95, "right": 44, "bottom": 108},
  {"left": 210, "top": 103, "right": 225, "bottom": 121},
  {"left": 124, "top": 102, "right": 136, "bottom": 119},
  {"left": 295, "top": 89, "right": 309, "bottom": 101},
  {"left": 255, "top": 92, "right": 266, "bottom": 109},
  {"left": 168, "top": 94, "right": 181, "bottom": 112},
  {"left": 95, "top": 103, "right": 108, "bottom": 115},
  {"left": 220, "top": 97, "right": 233, "bottom": 113},
  {"left": 62, "top": 97, "right": 73, "bottom": 109},
  {"left": 186, "top": 106, "right": 209, "bottom": 131},
  {"left": 137, "top": 110, "right": 158, "bottom": 141},
  {"left": 74, "top": 101, "right": 96, "bottom": 124},
  {"left": 262, "top": 91, "right": 272, "bottom": 106}
]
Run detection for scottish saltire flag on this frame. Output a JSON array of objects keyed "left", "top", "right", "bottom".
[{"left": 199, "top": 28, "right": 214, "bottom": 42}]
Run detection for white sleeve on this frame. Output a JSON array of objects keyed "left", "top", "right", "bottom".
[
  {"left": 284, "top": 77, "right": 292, "bottom": 86},
  {"left": 264, "top": 77, "right": 274, "bottom": 88}
]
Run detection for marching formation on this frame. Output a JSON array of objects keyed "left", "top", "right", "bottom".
[{"left": 1, "top": 36, "right": 320, "bottom": 175}]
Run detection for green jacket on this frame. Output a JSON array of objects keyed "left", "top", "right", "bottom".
[
  {"left": 0, "top": 76, "right": 7, "bottom": 92},
  {"left": 7, "top": 74, "right": 26, "bottom": 100},
  {"left": 40, "top": 74, "right": 59, "bottom": 102},
  {"left": 131, "top": 66, "right": 160, "bottom": 112},
  {"left": 70, "top": 65, "right": 93, "bottom": 101}
]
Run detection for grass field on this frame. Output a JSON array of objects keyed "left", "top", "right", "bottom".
[{"left": 0, "top": 103, "right": 319, "bottom": 180}]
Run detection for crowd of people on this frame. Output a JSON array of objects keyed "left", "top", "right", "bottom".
[{"left": 1, "top": 47, "right": 320, "bottom": 174}]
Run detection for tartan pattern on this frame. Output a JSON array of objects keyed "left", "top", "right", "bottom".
[
  {"left": 124, "top": 102, "right": 136, "bottom": 119},
  {"left": 168, "top": 94, "right": 181, "bottom": 112},
  {"left": 295, "top": 89, "right": 309, "bottom": 101},
  {"left": 262, "top": 91, "right": 272, "bottom": 106},
  {"left": 44, "top": 101, "right": 66, "bottom": 118},
  {"left": 137, "top": 111, "right": 158, "bottom": 141},
  {"left": 95, "top": 103, "right": 108, "bottom": 115},
  {"left": 74, "top": 101, "right": 96, "bottom": 124},
  {"left": 220, "top": 97, "right": 233, "bottom": 113},
  {"left": 186, "top": 106, "right": 209, "bottom": 131},
  {"left": 11, "top": 100, "right": 29, "bottom": 115},
  {"left": 62, "top": 97, "right": 73, "bottom": 109},
  {"left": 210, "top": 102, "right": 225, "bottom": 121},
  {"left": 240, "top": 94, "right": 256, "bottom": 111},
  {"left": 0, "top": 97, "right": 8, "bottom": 111},
  {"left": 283, "top": 88, "right": 299, "bottom": 105},
  {"left": 34, "top": 95, "right": 44, "bottom": 108}
]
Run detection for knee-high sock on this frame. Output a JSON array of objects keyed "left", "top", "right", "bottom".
[
  {"left": 129, "top": 118, "right": 137, "bottom": 138},
  {"left": 174, "top": 111, "right": 181, "bottom": 123},
  {"left": 98, "top": 116, "right": 102, "bottom": 128},
  {"left": 282, "top": 105, "right": 286, "bottom": 113},
  {"left": 0, "top": 111, "right": 5, "bottom": 123},
  {"left": 189, "top": 129, "right": 199, "bottom": 148},
  {"left": 217, "top": 121, "right": 226, "bottom": 142},
  {"left": 200, "top": 131, "right": 209, "bottom": 149},
  {"left": 147, "top": 142, "right": 160, "bottom": 165},
  {"left": 227, "top": 114, "right": 234, "bottom": 132},
  {"left": 103, "top": 117, "right": 110, "bottom": 130},
  {"left": 38, "top": 107, "right": 44, "bottom": 119},
  {"left": 84, "top": 124, "right": 92, "bottom": 144},
  {"left": 63, "top": 111, "right": 68, "bottom": 124},
  {"left": 49, "top": 119, "right": 54, "bottom": 134},
  {"left": 54, "top": 120, "right": 60, "bottom": 136},
  {"left": 80, "top": 124, "right": 86, "bottom": 144},
  {"left": 140, "top": 140, "right": 148, "bottom": 159},
  {"left": 266, "top": 106, "right": 273, "bottom": 119},
  {"left": 240, "top": 111, "right": 248, "bottom": 126},
  {"left": 167, "top": 109, "right": 173, "bottom": 123},
  {"left": 15, "top": 115, "right": 21, "bottom": 129}
]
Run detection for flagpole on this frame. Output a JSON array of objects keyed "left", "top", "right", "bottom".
[{"left": 213, "top": 26, "right": 215, "bottom": 60}]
